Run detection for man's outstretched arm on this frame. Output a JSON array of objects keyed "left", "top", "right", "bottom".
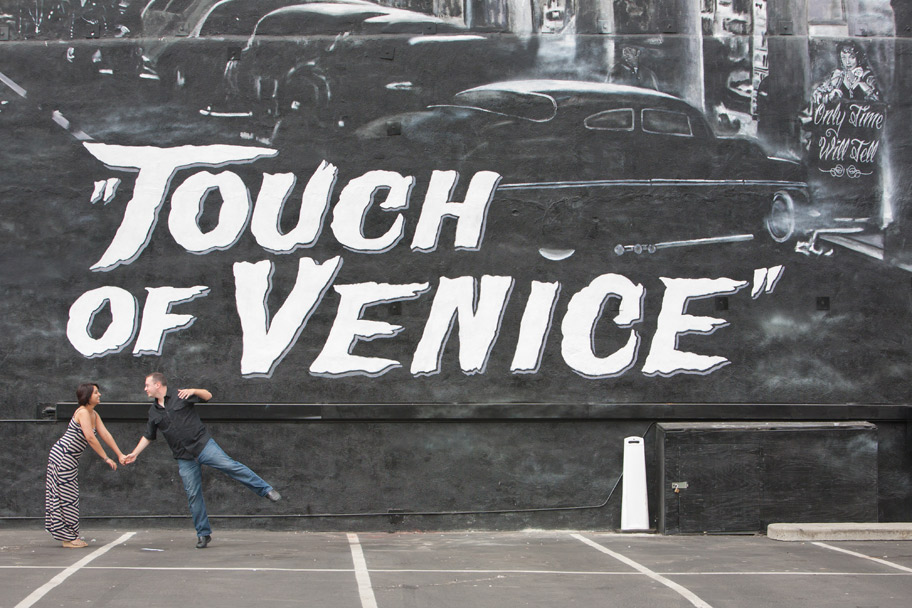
[{"left": 177, "top": 388, "right": 212, "bottom": 401}]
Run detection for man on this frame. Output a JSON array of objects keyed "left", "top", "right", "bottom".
[
  {"left": 609, "top": 45, "right": 659, "bottom": 91},
  {"left": 123, "top": 373, "right": 281, "bottom": 548}
]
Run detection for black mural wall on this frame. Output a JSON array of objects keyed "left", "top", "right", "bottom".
[{"left": 1, "top": 0, "right": 911, "bottom": 530}]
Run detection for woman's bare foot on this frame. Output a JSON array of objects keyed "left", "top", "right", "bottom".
[{"left": 62, "top": 539, "right": 88, "bottom": 548}]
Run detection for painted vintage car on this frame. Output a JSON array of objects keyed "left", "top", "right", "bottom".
[
  {"left": 354, "top": 80, "right": 809, "bottom": 260},
  {"left": 212, "top": 3, "right": 537, "bottom": 141},
  {"left": 142, "top": 0, "right": 375, "bottom": 90}
]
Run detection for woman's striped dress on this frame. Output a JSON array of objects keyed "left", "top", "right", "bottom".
[{"left": 45, "top": 417, "right": 91, "bottom": 541}]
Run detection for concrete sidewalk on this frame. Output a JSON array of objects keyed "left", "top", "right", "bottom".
[
  {"left": 768, "top": 522, "right": 912, "bottom": 541},
  {"left": 2, "top": 527, "right": 911, "bottom": 607}
]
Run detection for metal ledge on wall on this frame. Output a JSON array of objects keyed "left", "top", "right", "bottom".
[{"left": 53, "top": 402, "right": 912, "bottom": 422}]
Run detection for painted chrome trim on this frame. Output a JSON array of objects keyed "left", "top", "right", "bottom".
[{"left": 498, "top": 179, "right": 808, "bottom": 191}]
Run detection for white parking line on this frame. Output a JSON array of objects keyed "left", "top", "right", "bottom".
[
  {"left": 1, "top": 565, "right": 909, "bottom": 577},
  {"left": 14, "top": 532, "right": 136, "bottom": 608},
  {"left": 347, "top": 533, "right": 379, "bottom": 608},
  {"left": 571, "top": 533, "right": 713, "bottom": 608},
  {"left": 812, "top": 542, "right": 912, "bottom": 573}
]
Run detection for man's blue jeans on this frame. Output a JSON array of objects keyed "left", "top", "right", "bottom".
[{"left": 177, "top": 439, "right": 273, "bottom": 537}]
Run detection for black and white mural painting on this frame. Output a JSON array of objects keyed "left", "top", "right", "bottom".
[
  {"left": 795, "top": 39, "right": 887, "bottom": 254},
  {"left": 2, "top": 0, "right": 912, "bottom": 415}
]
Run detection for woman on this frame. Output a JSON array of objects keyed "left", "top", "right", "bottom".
[
  {"left": 812, "top": 42, "right": 881, "bottom": 105},
  {"left": 45, "top": 383, "right": 125, "bottom": 548}
]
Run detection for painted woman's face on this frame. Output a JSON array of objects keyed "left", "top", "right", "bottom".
[{"left": 841, "top": 48, "right": 858, "bottom": 69}]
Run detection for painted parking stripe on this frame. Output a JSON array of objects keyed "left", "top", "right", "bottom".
[
  {"left": 0, "top": 70, "right": 93, "bottom": 141},
  {"left": 571, "top": 533, "right": 713, "bottom": 608},
  {"left": 347, "top": 533, "right": 379, "bottom": 608},
  {"left": 812, "top": 542, "right": 912, "bottom": 573},
  {"left": 0, "top": 70, "right": 28, "bottom": 98},
  {"left": 14, "top": 532, "right": 135, "bottom": 608}
]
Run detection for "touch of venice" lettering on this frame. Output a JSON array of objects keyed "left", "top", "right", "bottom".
[{"left": 66, "top": 144, "right": 781, "bottom": 380}]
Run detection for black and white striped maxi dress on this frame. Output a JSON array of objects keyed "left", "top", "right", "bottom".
[{"left": 45, "top": 417, "right": 91, "bottom": 541}]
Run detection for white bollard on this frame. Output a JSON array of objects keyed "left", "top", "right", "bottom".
[{"left": 621, "top": 436, "right": 649, "bottom": 531}]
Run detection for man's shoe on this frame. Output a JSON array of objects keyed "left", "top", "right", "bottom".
[
  {"left": 196, "top": 535, "right": 211, "bottom": 549},
  {"left": 266, "top": 489, "right": 282, "bottom": 502}
]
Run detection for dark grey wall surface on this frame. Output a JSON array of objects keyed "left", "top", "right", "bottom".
[
  {"left": 4, "top": 417, "right": 909, "bottom": 531},
  {"left": 657, "top": 422, "right": 880, "bottom": 534},
  {"left": 3, "top": 419, "right": 654, "bottom": 531}
]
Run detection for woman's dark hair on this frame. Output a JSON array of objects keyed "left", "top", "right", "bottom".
[{"left": 76, "top": 383, "right": 99, "bottom": 406}]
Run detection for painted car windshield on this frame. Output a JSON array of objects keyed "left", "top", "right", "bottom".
[
  {"left": 642, "top": 108, "right": 693, "bottom": 136},
  {"left": 584, "top": 108, "right": 635, "bottom": 131},
  {"left": 448, "top": 89, "right": 557, "bottom": 122}
]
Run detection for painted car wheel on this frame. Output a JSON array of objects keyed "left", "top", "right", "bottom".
[{"left": 766, "top": 190, "right": 796, "bottom": 243}]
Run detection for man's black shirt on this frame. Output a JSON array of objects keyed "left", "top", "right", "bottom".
[{"left": 144, "top": 389, "right": 212, "bottom": 460}]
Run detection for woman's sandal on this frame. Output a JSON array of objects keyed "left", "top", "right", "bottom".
[{"left": 62, "top": 539, "right": 88, "bottom": 548}]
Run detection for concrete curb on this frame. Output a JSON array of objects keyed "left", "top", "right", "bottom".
[{"left": 768, "top": 523, "right": 912, "bottom": 541}]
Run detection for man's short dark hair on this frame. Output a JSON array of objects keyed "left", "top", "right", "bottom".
[
  {"left": 148, "top": 372, "right": 167, "bottom": 387},
  {"left": 76, "top": 383, "right": 99, "bottom": 406}
]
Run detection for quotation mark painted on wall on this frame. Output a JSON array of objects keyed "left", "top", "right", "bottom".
[
  {"left": 90, "top": 178, "right": 121, "bottom": 205},
  {"left": 751, "top": 266, "right": 784, "bottom": 299}
]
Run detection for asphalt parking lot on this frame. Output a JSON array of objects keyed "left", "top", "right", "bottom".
[{"left": 2, "top": 527, "right": 911, "bottom": 607}]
